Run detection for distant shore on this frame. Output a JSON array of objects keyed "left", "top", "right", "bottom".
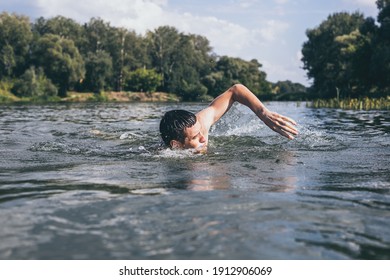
[
  {"left": 66, "top": 91, "right": 181, "bottom": 102},
  {"left": 1, "top": 90, "right": 389, "bottom": 111},
  {"left": 0, "top": 91, "right": 181, "bottom": 103}
]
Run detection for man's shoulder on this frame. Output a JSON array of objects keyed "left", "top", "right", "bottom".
[{"left": 196, "top": 106, "right": 215, "bottom": 132}]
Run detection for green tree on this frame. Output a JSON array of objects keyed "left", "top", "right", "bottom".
[
  {"left": 204, "top": 56, "right": 270, "bottom": 97},
  {"left": 0, "top": 12, "right": 33, "bottom": 78},
  {"left": 273, "top": 80, "right": 307, "bottom": 94},
  {"left": 333, "top": 29, "right": 368, "bottom": 97},
  {"left": 348, "top": 17, "right": 377, "bottom": 95},
  {"left": 146, "top": 26, "right": 181, "bottom": 91},
  {"left": 167, "top": 33, "right": 210, "bottom": 100},
  {"left": 377, "top": 0, "right": 390, "bottom": 24},
  {"left": 189, "top": 34, "right": 214, "bottom": 77},
  {"left": 31, "top": 34, "right": 85, "bottom": 97},
  {"left": 302, "top": 12, "right": 366, "bottom": 98},
  {"left": 371, "top": 0, "right": 390, "bottom": 93},
  {"left": 107, "top": 27, "right": 147, "bottom": 91},
  {"left": 125, "top": 68, "right": 162, "bottom": 93},
  {"left": 0, "top": 45, "right": 15, "bottom": 78},
  {"left": 83, "top": 18, "right": 117, "bottom": 91},
  {"left": 83, "top": 18, "right": 112, "bottom": 54},
  {"left": 12, "top": 66, "right": 57, "bottom": 99},
  {"left": 32, "top": 16, "right": 86, "bottom": 52},
  {"left": 83, "top": 50, "right": 113, "bottom": 93},
  {"left": 84, "top": 19, "right": 149, "bottom": 91},
  {"left": 272, "top": 80, "right": 307, "bottom": 100},
  {"left": 146, "top": 26, "right": 214, "bottom": 100}
]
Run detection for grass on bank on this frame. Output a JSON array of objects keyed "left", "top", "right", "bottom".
[{"left": 308, "top": 97, "right": 390, "bottom": 110}]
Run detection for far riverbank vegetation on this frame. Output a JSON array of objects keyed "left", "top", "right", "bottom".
[{"left": 0, "top": 1, "right": 389, "bottom": 110}]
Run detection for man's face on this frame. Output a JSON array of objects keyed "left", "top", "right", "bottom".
[{"left": 182, "top": 120, "right": 207, "bottom": 151}]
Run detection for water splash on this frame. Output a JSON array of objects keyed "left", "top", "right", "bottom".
[
  {"left": 119, "top": 132, "right": 141, "bottom": 140},
  {"left": 291, "top": 125, "right": 347, "bottom": 151},
  {"left": 153, "top": 148, "right": 204, "bottom": 159},
  {"left": 29, "top": 141, "right": 86, "bottom": 154}
]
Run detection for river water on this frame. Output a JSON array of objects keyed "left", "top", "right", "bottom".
[{"left": 0, "top": 102, "right": 389, "bottom": 259}]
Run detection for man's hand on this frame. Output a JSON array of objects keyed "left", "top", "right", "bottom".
[{"left": 259, "top": 109, "right": 298, "bottom": 140}]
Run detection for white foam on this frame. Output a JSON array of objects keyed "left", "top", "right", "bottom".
[
  {"left": 119, "top": 132, "right": 140, "bottom": 140},
  {"left": 153, "top": 148, "right": 204, "bottom": 159}
]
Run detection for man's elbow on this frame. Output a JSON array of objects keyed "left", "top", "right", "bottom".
[
  {"left": 229, "top": 84, "right": 247, "bottom": 100},
  {"left": 230, "top": 83, "right": 247, "bottom": 93}
]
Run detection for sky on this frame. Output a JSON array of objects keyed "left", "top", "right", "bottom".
[{"left": 0, "top": 0, "right": 379, "bottom": 86}]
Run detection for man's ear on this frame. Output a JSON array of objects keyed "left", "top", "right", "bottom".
[{"left": 170, "top": 140, "right": 183, "bottom": 149}]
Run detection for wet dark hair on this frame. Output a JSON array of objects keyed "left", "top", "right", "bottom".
[{"left": 159, "top": 110, "right": 196, "bottom": 147}]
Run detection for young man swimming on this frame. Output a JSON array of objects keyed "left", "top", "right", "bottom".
[{"left": 160, "top": 84, "right": 298, "bottom": 152}]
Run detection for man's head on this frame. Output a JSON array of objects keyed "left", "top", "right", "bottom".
[{"left": 159, "top": 110, "right": 206, "bottom": 150}]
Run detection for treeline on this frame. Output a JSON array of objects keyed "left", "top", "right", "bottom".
[
  {"left": 302, "top": 0, "right": 390, "bottom": 99},
  {"left": 2, "top": 2, "right": 389, "bottom": 104},
  {"left": 1, "top": 12, "right": 305, "bottom": 102}
]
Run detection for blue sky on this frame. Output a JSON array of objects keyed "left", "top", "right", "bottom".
[{"left": 1, "top": 0, "right": 379, "bottom": 85}]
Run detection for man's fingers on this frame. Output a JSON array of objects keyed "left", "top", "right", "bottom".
[
  {"left": 262, "top": 111, "right": 299, "bottom": 139},
  {"left": 282, "top": 125, "right": 299, "bottom": 136},
  {"left": 275, "top": 119, "right": 298, "bottom": 135},
  {"left": 266, "top": 121, "right": 296, "bottom": 139},
  {"left": 273, "top": 116, "right": 299, "bottom": 136},
  {"left": 274, "top": 127, "right": 295, "bottom": 140},
  {"left": 282, "top": 115, "right": 297, "bottom": 126}
]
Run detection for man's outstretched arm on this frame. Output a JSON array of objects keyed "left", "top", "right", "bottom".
[{"left": 196, "top": 84, "right": 298, "bottom": 140}]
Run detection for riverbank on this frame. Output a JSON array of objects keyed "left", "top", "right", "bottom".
[
  {"left": 0, "top": 91, "right": 181, "bottom": 103},
  {"left": 2, "top": 88, "right": 389, "bottom": 111},
  {"left": 66, "top": 91, "right": 180, "bottom": 102}
]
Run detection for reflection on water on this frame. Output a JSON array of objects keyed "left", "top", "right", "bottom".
[
  {"left": 0, "top": 102, "right": 389, "bottom": 259},
  {"left": 163, "top": 160, "right": 231, "bottom": 191}
]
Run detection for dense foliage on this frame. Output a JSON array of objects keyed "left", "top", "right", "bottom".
[
  {"left": 0, "top": 13, "right": 274, "bottom": 101},
  {"left": 3, "top": 1, "right": 388, "bottom": 103},
  {"left": 302, "top": 0, "right": 390, "bottom": 99}
]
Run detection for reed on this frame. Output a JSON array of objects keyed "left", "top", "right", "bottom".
[{"left": 308, "top": 97, "right": 390, "bottom": 110}]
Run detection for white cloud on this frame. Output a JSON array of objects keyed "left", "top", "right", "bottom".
[
  {"left": 343, "top": 0, "right": 377, "bottom": 8},
  {"left": 238, "top": 0, "right": 258, "bottom": 9},
  {"left": 262, "top": 58, "right": 308, "bottom": 85},
  {"left": 356, "top": 0, "right": 376, "bottom": 7},
  {"left": 259, "top": 20, "right": 290, "bottom": 42},
  {"left": 171, "top": 14, "right": 254, "bottom": 55},
  {"left": 274, "top": 0, "right": 290, "bottom": 4},
  {"left": 296, "top": 51, "right": 303, "bottom": 63},
  {"left": 35, "top": 0, "right": 167, "bottom": 31}
]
